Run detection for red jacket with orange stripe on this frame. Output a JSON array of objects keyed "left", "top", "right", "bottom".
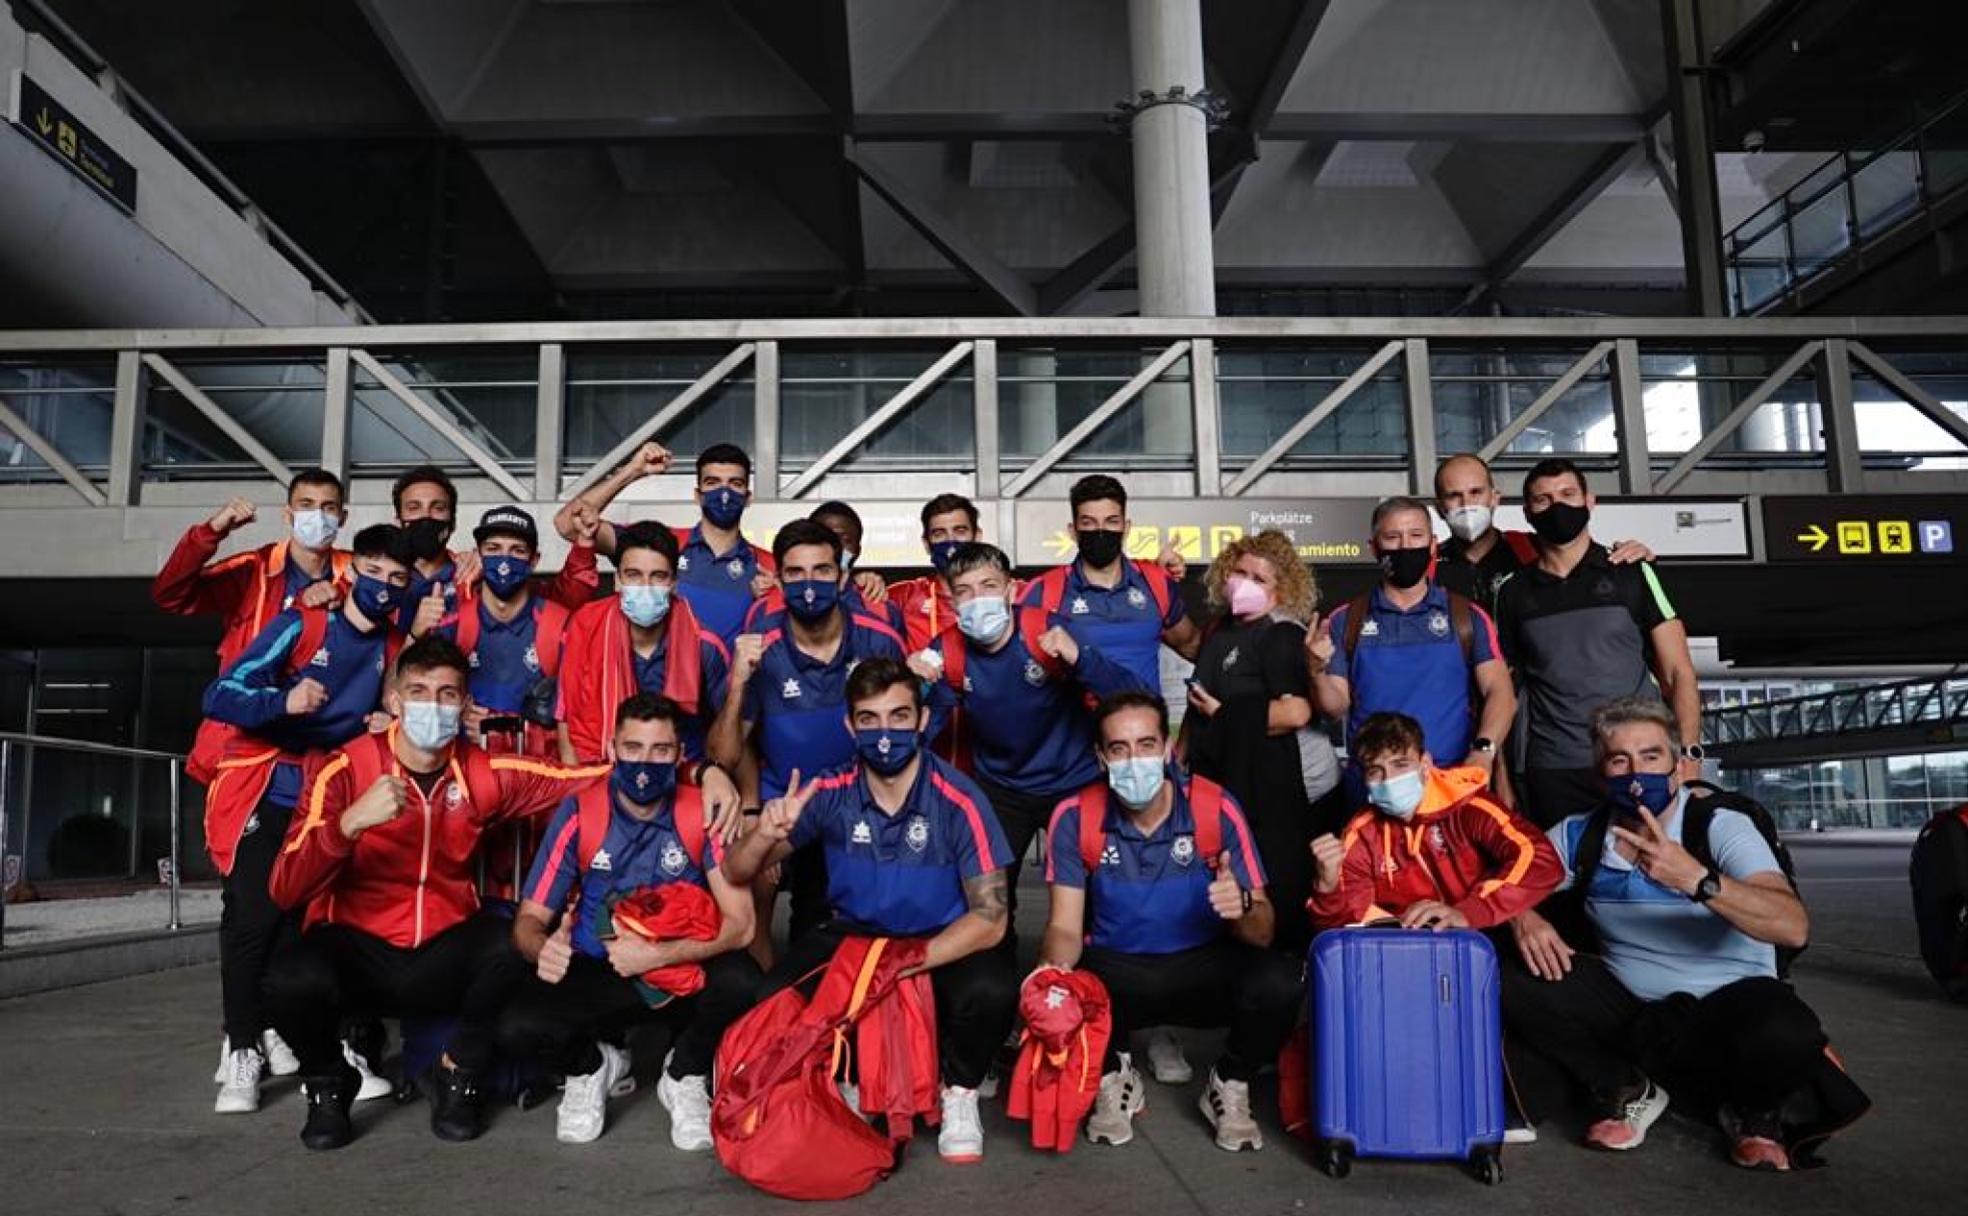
[
  {"left": 151, "top": 526, "right": 352, "bottom": 667},
  {"left": 269, "top": 728, "right": 608, "bottom": 948},
  {"left": 1307, "top": 766, "right": 1562, "bottom": 931}
]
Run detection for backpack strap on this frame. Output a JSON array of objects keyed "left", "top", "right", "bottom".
[
  {"left": 575, "top": 781, "right": 613, "bottom": 872},
  {"left": 284, "top": 606, "right": 333, "bottom": 677},
  {"left": 1187, "top": 774, "right": 1225, "bottom": 861},
  {"left": 1077, "top": 783, "right": 1108, "bottom": 872},
  {"left": 1034, "top": 567, "right": 1070, "bottom": 618},
  {"left": 936, "top": 623, "right": 966, "bottom": 692},
  {"left": 458, "top": 745, "right": 500, "bottom": 816},
  {"left": 1570, "top": 806, "right": 1614, "bottom": 895},
  {"left": 1133, "top": 560, "right": 1175, "bottom": 619},
  {"left": 1019, "top": 606, "right": 1068, "bottom": 679},
  {"left": 454, "top": 594, "right": 482, "bottom": 657},
  {"left": 1447, "top": 590, "right": 1475, "bottom": 665},
  {"left": 342, "top": 730, "right": 388, "bottom": 797},
  {"left": 1341, "top": 593, "right": 1372, "bottom": 664},
  {"left": 1502, "top": 530, "right": 1540, "bottom": 565},
  {"left": 535, "top": 600, "right": 569, "bottom": 680},
  {"left": 674, "top": 783, "right": 708, "bottom": 871}
]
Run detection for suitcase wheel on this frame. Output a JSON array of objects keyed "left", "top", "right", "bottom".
[
  {"left": 1469, "top": 1145, "right": 1503, "bottom": 1186},
  {"left": 1319, "top": 1141, "right": 1353, "bottom": 1179}
]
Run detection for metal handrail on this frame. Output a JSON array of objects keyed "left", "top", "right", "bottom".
[
  {"left": 1705, "top": 673, "right": 1968, "bottom": 745},
  {"left": 0, "top": 731, "right": 188, "bottom": 951}
]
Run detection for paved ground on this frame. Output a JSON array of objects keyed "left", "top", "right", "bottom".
[
  {"left": 1, "top": 843, "right": 1962, "bottom": 1216},
  {"left": 0, "top": 887, "right": 220, "bottom": 948}
]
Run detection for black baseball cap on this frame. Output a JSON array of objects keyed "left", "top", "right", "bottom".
[{"left": 472, "top": 505, "right": 538, "bottom": 548}]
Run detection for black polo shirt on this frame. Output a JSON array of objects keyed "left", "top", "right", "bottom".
[{"left": 1436, "top": 530, "right": 1535, "bottom": 618}]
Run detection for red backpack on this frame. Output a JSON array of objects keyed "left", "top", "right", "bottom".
[
  {"left": 1075, "top": 774, "right": 1226, "bottom": 870},
  {"left": 189, "top": 605, "right": 339, "bottom": 784}
]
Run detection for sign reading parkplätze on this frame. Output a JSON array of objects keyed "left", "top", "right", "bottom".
[{"left": 1762, "top": 494, "right": 1965, "bottom": 562}]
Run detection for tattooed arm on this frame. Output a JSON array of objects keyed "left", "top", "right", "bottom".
[{"left": 917, "top": 869, "right": 1009, "bottom": 973}]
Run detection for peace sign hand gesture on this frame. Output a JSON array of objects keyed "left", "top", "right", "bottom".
[{"left": 1608, "top": 804, "right": 1707, "bottom": 897}]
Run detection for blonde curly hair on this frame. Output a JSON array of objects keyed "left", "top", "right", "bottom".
[{"left": 1204, "top": 529, "right": 1318, "bottom": 622}]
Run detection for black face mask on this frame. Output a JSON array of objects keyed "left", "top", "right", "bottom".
[
  {"left": 1378, "top": 545, "right": 1433, "bottom": 589},
  {"left": 1076, "top": 528, "right": 1125, "bottom": 569},
  {"left": 402, "top": 517, "right": 451, "bottom": 562},
  {"left": 1526, "top": 501, "right": 1590, "bottom": 547}
]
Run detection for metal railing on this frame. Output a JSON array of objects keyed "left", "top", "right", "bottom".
[
  {"left": 1725, "top": 88, "right": 1968, "bottom": 315},
  {"left": 1705, "top": 674, "right": 1968, "bottom": 748},
  {"left": 0, "top": 731, "right": 185, "bottom": 951}
]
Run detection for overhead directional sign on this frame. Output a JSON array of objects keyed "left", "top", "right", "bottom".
[
  {"left": 9, "top": 71, "right": 138, "bottom": 213},
  {"left": 1762, "top": 495, "right": 1966, "bottom": 562}
]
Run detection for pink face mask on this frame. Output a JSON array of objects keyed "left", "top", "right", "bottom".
[{"left": 1227, "top": 574, "right": 1272, "bottom": 618}]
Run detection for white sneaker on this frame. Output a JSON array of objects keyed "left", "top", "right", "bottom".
[
  {"left": 214, "top": 1037, "right": 231, "bottom": 1084},
  {"left": 938, "top": 1084, "right": 985, "bottom": 1163},
  {"left": 556, "top": 1041, "right": 631, "bottom": 1144},
  {"left": 1145, "top": 1027, "right": 1192, "bottom": 1084},
  {"left": 1198, "top": 1068, "right": 1262, "bottom": 1152},
  {"left": 657, "top": 1060, "right": 714, "bottom": 1153},
  {"left": 1085, "top": 1056, "right": 1147, "bottom": 1146},
  {"left": 976, "top": 1070, "right": 1000, "bottom": 1100},
  {"left": 260, "top": 1029, "right": 300, "bottom": 1077},
  {"left": 343, "top": 1039, "right": 393, "bottom": 1102},
  {"left": 214, "top": 1046, "right": 266, "bottom": 1114}
]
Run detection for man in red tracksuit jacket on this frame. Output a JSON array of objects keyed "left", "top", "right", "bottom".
[
  {"left": 263, "top": 637, "right": 608, "bottom": 1151},
  {"left": 1308, "top": 710, "right": 1562, "bottom": 934},
  {"left": 151, "top": 468, "right": 353, "bottom": 667}
]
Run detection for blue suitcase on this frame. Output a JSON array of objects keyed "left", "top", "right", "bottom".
[{"left": 1310, "top": 927, "right": 1505, "bottom": 1184}]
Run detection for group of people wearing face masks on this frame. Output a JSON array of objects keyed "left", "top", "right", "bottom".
[{"left": 158, "top": 444, "right": 1863, "bottom": 1174}]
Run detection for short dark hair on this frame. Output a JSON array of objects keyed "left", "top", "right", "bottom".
[
  {"left": 696, "top": 443, "right": 752, "bottom": 479},
  {"left": 1094, "top": 690, "right": 1168, "bottom": 740},
  {"left": 1370, "top": 495, "right": 1433, "bottom": 533},
  {"left": 614, "top": 520, "right": 680, "bottom": 568},
  {"left": 946, "top": 542, "right": 1011, "bottom": 581},
  {"left": 1523, "top": 457, "right": 1588, "bottom": 501},
  {"left": 391, "top": 465, "right": 457, "bottom": 516},
  {"left": 1353, "top": 712, "right": 1426, "bottom": 766},
  {"left": 811, "top": 500, "right": 863, "bottom": 535},
  {"left": 845, "top": 657, "right": 922, "bottom": 710},
  {"left": 615, "top": 692, "right": 681, "bottom": 730},
  {"left": 350, "top": 522, "right": 411, "bottom": 565},
  {"left": 287, "top": 467, "right": 344, "bottom": 502},
  {"left": 1070, "top": 474, "right": 1127, "bottom": 514},
  {"left": 773, "top": 517, "right": 842, "bottom": 566},
  {"left": 395, "top": 636, "right": 470, "bottom": 682},
  {"left": 920, "top": 493, "right": 979, "bottom": 532}
]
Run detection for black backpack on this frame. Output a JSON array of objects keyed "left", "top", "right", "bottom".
[
  {"left": 1569, "top": 780, "right": 1807, "bottom": 977},
  {"left": 1909, "top": 804, "right": 1968, "bottom": 1002}
]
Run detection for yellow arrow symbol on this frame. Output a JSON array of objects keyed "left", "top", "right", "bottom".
[
  {"left": 1045, "top": 529, "right": 1077, "bottom": 561},
  {"left": 1796, "top": 524, "right": 1828, "bottom": 552},
  {"left": 34, "top": 108, "right": 52, "bottom": 135}
]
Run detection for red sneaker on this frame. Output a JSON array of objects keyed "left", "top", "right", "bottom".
[
  {"left": 1584, "top": 1079, "right": 1669, "bottom": 1151},
  {"left": 1721, "top": 1107, "right": 1792, "bottom": 1172}
]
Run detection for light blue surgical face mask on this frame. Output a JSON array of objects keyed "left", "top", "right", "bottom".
[
  {"left": 1106, "top": 755, "right": 1166, "bottom": 808},
  {"left": 619, "top": 583, "right": 671, "bottom": 628},
  {"left": 290, "top": 509, "right": 339, "bottom": 551},
  {"left": 956, "top": 595, "right": 1012, "bottom": 644},
  {"left": 1367, "top": 768, "right": 1426, "bottom": 820},
  {"left": 401, "top": 700, "right": 461, "bottom": 751}
]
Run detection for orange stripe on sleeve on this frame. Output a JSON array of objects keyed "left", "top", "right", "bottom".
[{"left": 284, "top": 753, "right": 351, "bottom": 854}]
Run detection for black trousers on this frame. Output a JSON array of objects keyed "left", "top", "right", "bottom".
[
  {"left": 763, "top": 921, "right": 1017, "bottom": 1090},
  {"left": 1079, "top": 939, "right": 1303, "bottom": 1081},
  {"left": 219, "top": 796, "right": 299, "bottom": 1046},
  {"left": 786, "top": 843, "right": 830, "bottom": 944},
  {"left": 1521, "top": 766, "right": 1603, "bottom": 830},
  {"left": 497, "top": 950, "right": 761, "bottom": 1080},
  {"left": 974, "top": 776, "right": 1062, "bottom": 952},
  {"left": 1500, "top": 952, "right": 1828, "bottom": 1118},
  {"left": 264, "top": 912, "right": 527, "bottom": 1080}
]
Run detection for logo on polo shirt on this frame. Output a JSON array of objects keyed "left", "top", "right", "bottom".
[
  {"left": 660, "top": 841, "right": 688, "bottom": 876},
  {"left": 1593, "top": 576, "right": 1617, "bottom": 600},
  {"left": 1171, "top": 835, "right": 1195, "bottom": 866},
  {"left": 1099, "top": 844, "right": 1121, "bottom": 867},
  {"left": 782, "top": 678, "right": 802, "bottom": 700},
  {"left": 727, "top": 559, "right": 745, "bottom": 580},
  {"left": 1222, "top": 646, "right": 1240, "bottom": 670},
  {"left": 590, "top": 848, "right": 613, "bottom": 872},
  {"left": 678, "top": 555, "right": 691, "bottom": 572},
  {"left": 1023, "top": 659, "right": 1046, "bottom": 686},
  {"left": 1070, "top": 597, "right": 1089, "bottom": 615},
  {"left": 523, "top": 644, "right": 540, "bottom": 673},
  {"left": 468, "top": 651, "right": 481, "bottom": 669},
  {"left": 851, "top": 820, "right": 873, "bottom": 845},
  {"left": 1359, "top": 620, "right": 1380, "bottom": 638},
  {"left": 309, "top": 647, "right": 331, "bottom": 668},
  {"left": 1126, "top": 587, "right": 1146, "bottom": 609},
  {"left": 905, "top": 816, "right": 929, "bottom": 853},
  {"left": 1428, "top": 612, "right": 1450, "bottom": 637},
  {"left": 963, "top": 675, "right": 974, "bottom": 693}
]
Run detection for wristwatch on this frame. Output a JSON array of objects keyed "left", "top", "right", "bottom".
[
  {"left": 1471, "top": 737, "right": 1496, "bottom": 755},
  {"left": 1690, "top": 866, "right": 1723, "bottom": 903},
  {"left": 1680, "top": 742, "right": 1707, "bottom": 763}
]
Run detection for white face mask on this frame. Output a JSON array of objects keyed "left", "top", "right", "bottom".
[
  {"left": 401, "top": 700, "right": 460, "bottom": 751},
  {"left": 1446, "top": 505, "right": 1493, "bottom": 544},
  {"left": 291, "top": 509, "right": 340, "bottom": 550}
]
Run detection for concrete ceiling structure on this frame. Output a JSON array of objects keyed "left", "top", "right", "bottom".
[{"left": 17, "top": 0, "right": 1938, "bottom": 321}]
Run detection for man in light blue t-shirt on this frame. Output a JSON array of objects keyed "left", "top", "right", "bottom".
[{"left": 1498, "top": 697, "right": 1866, "bottom": 1172}]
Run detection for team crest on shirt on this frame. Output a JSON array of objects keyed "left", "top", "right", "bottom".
[
  {"left": 727, "top": 559, "right": 746, "bottom": 580},
  {"left": 1171, "top": 835, "right": 1196, "bottom": 866},
  {"left": 1126, "top": 587, "right": 1147, "bottom": 609},
  {"left": 590, "top": 848, "right": 613, "bottom": 872},
  {"left": 1428, "top": 825, "right": 1449, "bottom": 853},
  {"left": 445, "top": 782, "right": 464, "bottom": 809},
  {"left": 1427, "top": 612, "right": 1450, "bottom": 637},
  {"left": 1069, "top": 597, "right": 1089, "bottom": 615},
  {"left": 1593, "top": 576, "right": 1618, "bottom": 600},
  {"left": 962, "top": 675, "right": 974, "bottom": 693},
  {"left": 523, "top": 644, "right": 540, "bottom": 673},
  {"left": 905, "top": 816, "right": 930, "bottom": 853},
  {"left": 309, "top": 647, "right": 331, "bottom": 667},
  {"left": 677, "top": 554, "right": 691, "bottom": 572},
  {"left": 851, "top": 820, "right": 873, "bottom": 846},
  {"left": 1222, "top": 646, "right": 1240, "bottom": 670},
  {"left": 782, "top": 678, "right": 802, "bottom": 700},
  {"left": 1099, "top": 844, "right": 1121, "bottom": 867},
  {"left": 1023, "top": 659, "right": 1046, "bottom": 686},
  {"left": 468, "top": 651, "right": 481, "bottom": 669},
  {"left": 1359, "top": 620, "right": 1380, "bottom": 638},
  {"left": 660, "top": 841, "right": 688, "bottom": 877}
]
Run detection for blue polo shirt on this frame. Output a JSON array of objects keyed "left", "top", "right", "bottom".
[
  {"left": 628, "top": 631, "right": 731, "bottom": 761},
  {"left": 787, "top": 755, "right": 1012, "bottom": 937},
  {"left": 1047, "top": 773, "right": 1265, "bottom": 954},
  {"left": 1328, "top": 582, "right": 1500, "bottom": 762},
  {"left": 525, "top": 792, "right": 723, "bottom": 961},
  {"left": 745, "top": 607, "right": 906, "bottom": 799},
  {"left": 925, "top": 623, "right": 1146, "bottom": 798},
  {"left": 1020, "top": 561, "right": 1184, "bottom": 691},
  {"left": 438, "top": 597, "right": 556, "bottom": 715},
  {"left": 398, "top": 557, "right": 460, "bottom": 635},
  {"left": 674, "top": 525, "right": 765, "bottom": 646}
]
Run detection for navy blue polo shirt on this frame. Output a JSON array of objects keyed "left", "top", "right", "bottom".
[
  {"left": 439, "top": 598, "right": 554, "bottom": 715},
  {"left": 525, "top": 792, "right": 723, "bottom": 961},
  {"left": 1019, "top": 561, "right": 1184, "bottom": 691},
  {"left": 674, "top": 525, "right": 764, "bottom": 646},
  {"left": 745, "top": 607, "right": 906, "bottom": 800},
  {"left": 628, "top": 631, "right": 731, "bottom": 761},
  {"left": 787, "top": 755, "right": 1012, "bottom": 937},
  {"left": 1327, "top": 582, "right": 1500, "bottom": 762},
  {"left": 1046, "top": 773, "right": 1265, "bottom": 954},
  {"left": 398, "top": 557, "right": 460, "bottom": 635}
]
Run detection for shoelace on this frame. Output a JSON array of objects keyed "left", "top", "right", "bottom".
[
  {"left": 227, "top": 1052, "right": 262, "bottom": 1086},
  {"left": 1213, "top": 1081, "right": 1252, "bottom": 1120},
  {"left": 1620, "top": 1088, "right": 1655, "bottom": 1122}
]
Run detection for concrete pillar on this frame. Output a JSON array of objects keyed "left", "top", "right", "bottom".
[{"left": 1663, "top": 0, "right": 1730, "bottom": 317}]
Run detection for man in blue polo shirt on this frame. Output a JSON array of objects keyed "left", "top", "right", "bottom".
[
  {"left": 1038, "top": 691, "right": 1298, "bottom": 1153},
  {"left": 1020, "top": 474, "right": 1199, "bottom": 690},
  {"left": 724, "top": 658, "right": 1015, "bottom": 1165},
  {"left": 499, "top": 693, "right": 759, "bottom": 1151},
  {"left": 1310, "top": 495, "right": 1517, "bottom": 804},
  {"left": 709, "top": 519, "right": 907, "bottom": 945},
  {"left": 908, "top": 542, "right": 1147, "bottom": 946}
]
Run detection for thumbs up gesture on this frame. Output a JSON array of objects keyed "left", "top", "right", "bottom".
[
  {"left": 410, "top": 582, "right": 449, "bottom": 638},
  {"left": 537, "top": 910, "right": 575, "bottom": 984},
  {"left": 1206, "top": 850, "right": 1249, "bottom": 920}
]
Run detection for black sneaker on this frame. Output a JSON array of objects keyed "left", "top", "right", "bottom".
[
  {"left": 428, "top": 1065, "right": 488, "bottom": 1142},
  {"left": 300, "top": 1070, "right": 359, "bottom": 1151}
]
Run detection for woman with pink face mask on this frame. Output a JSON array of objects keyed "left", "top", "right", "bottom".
[{"left": 1179, "top": 530, "right": 1344, "bottom": 953}]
